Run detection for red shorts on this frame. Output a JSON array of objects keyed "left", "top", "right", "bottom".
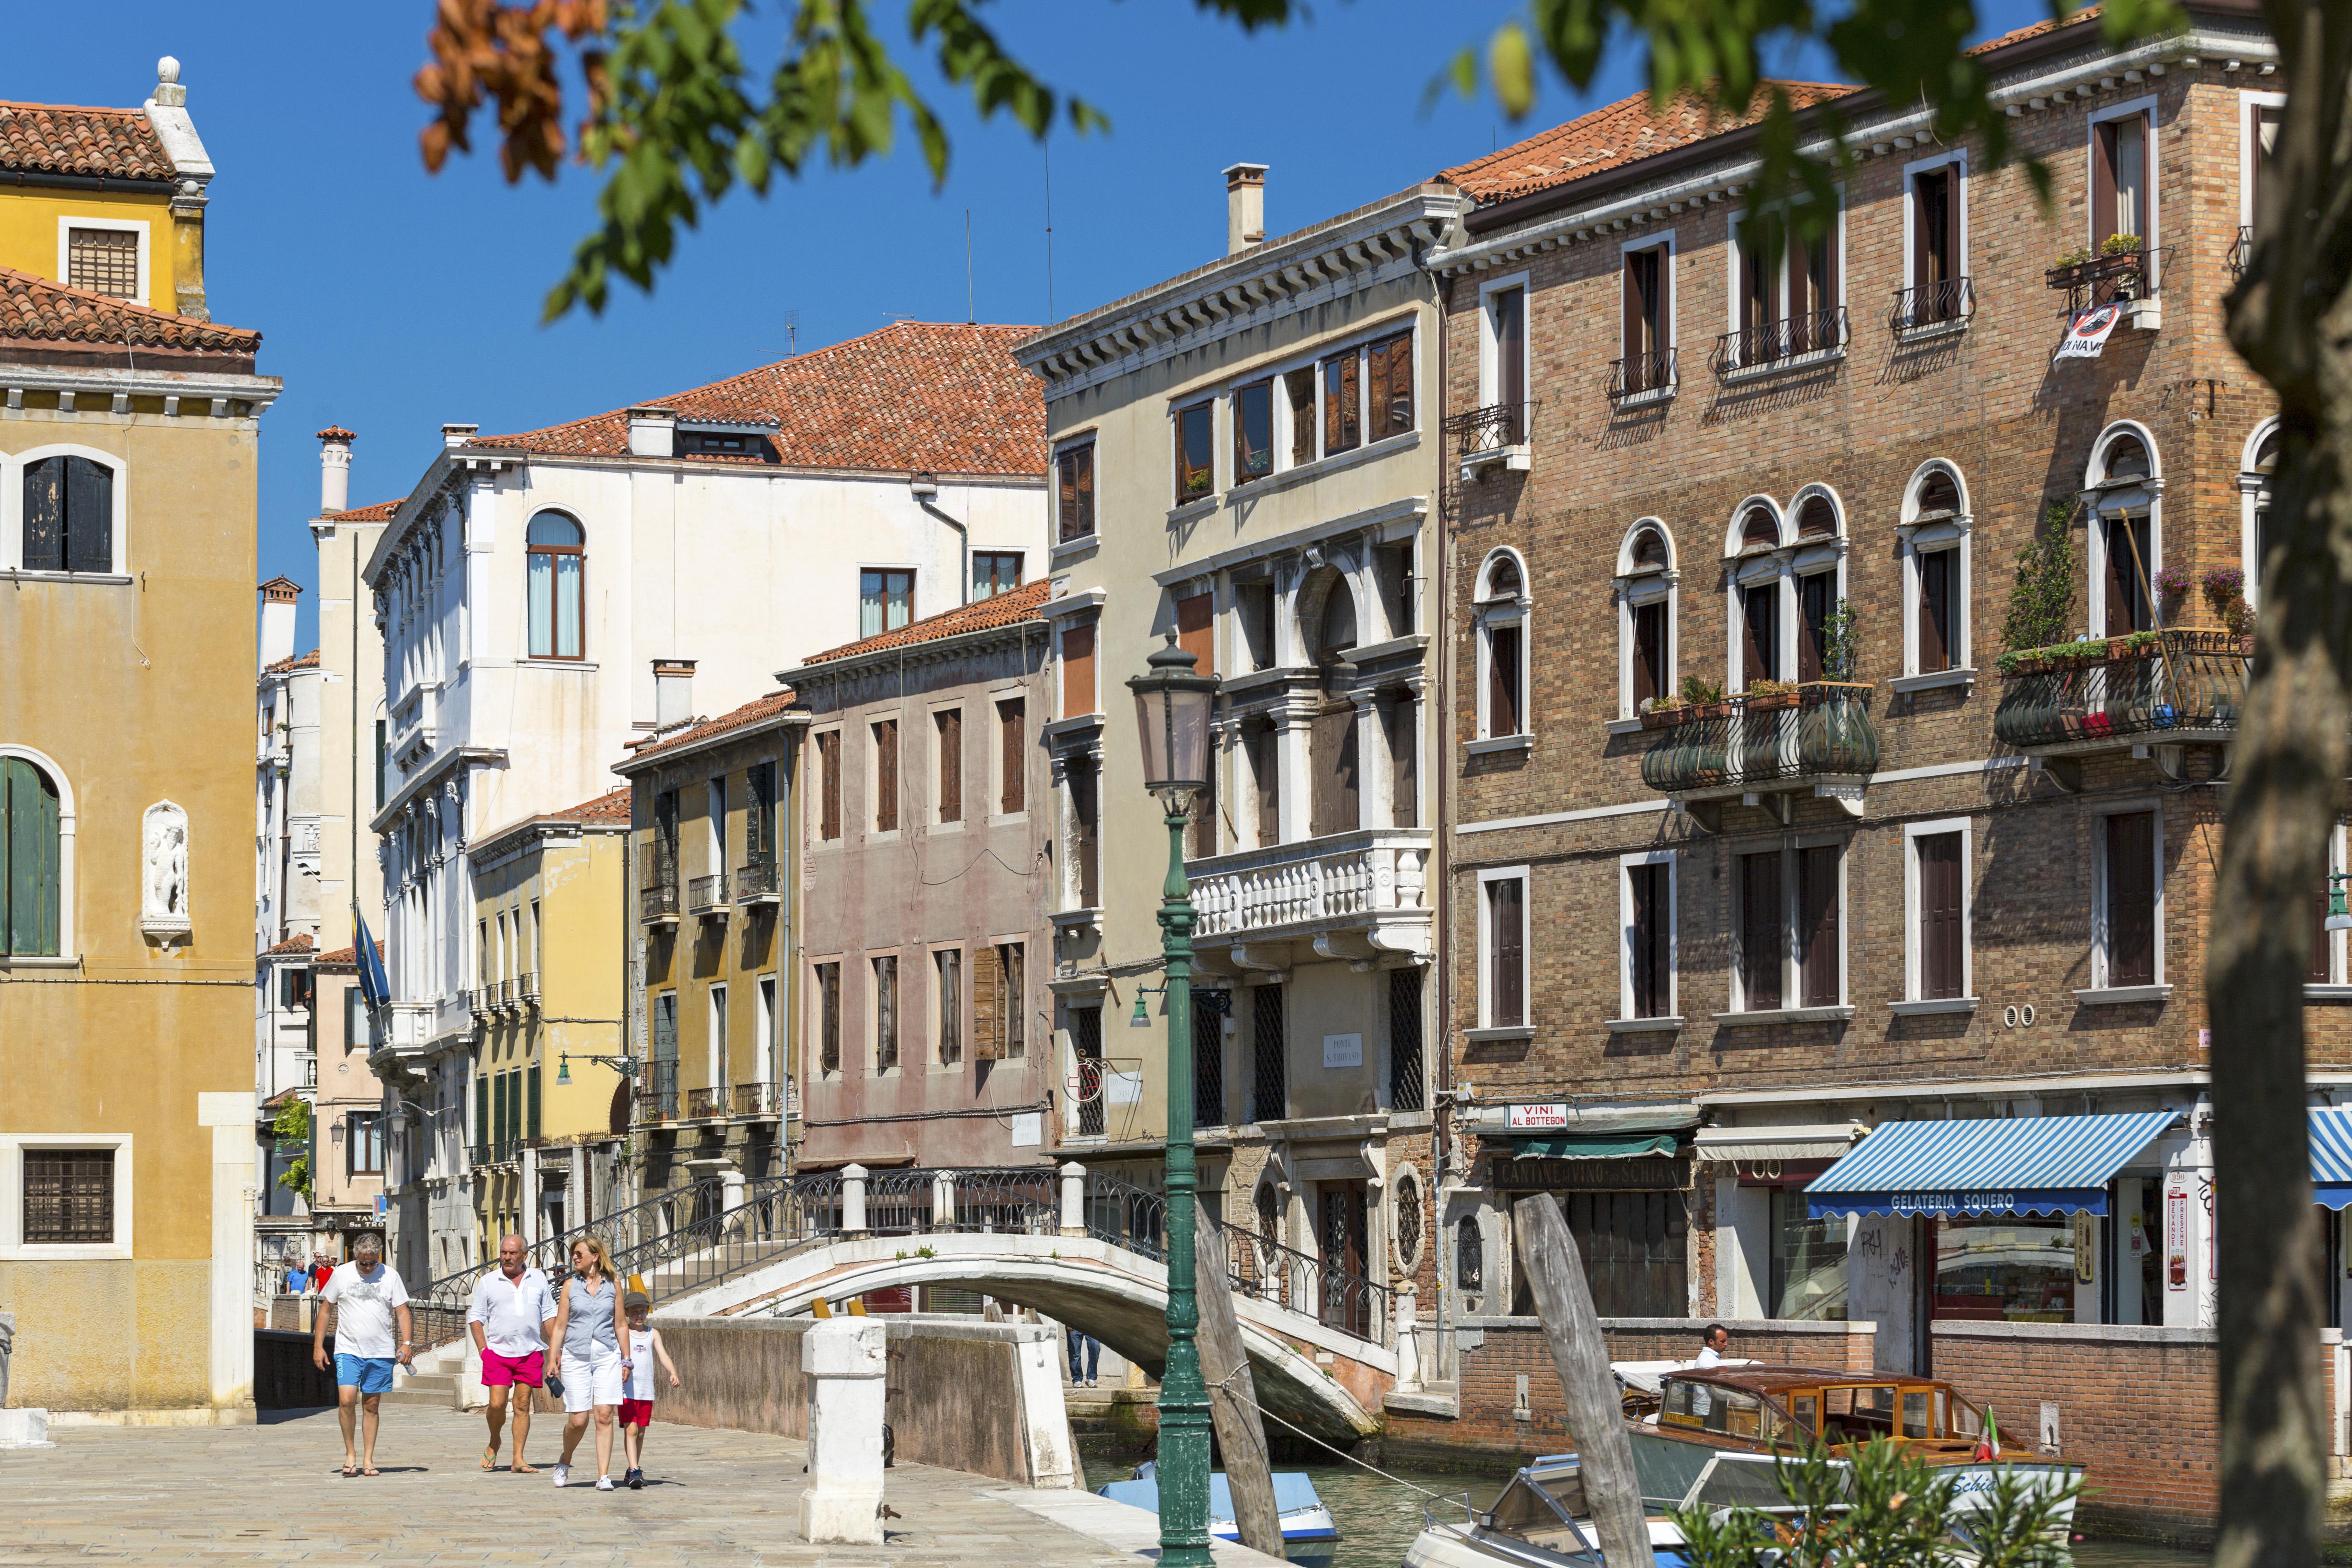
[
  {"left": 618, "top": 1398, "right": 654, "bottom": 1428},
  {"left": 481, "top": 1349, "right": 545, "bottom": 1387}
]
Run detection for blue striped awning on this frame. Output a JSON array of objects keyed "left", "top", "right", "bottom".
[
  {"left": 1805, "top": 1111, "right": 2175, "bottom": 1219},
  {"left": 2313, "top": 1109, "right": 2352, "bottom": 1209}
]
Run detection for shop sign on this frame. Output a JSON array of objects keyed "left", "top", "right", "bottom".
[
  {"left": 2073, "top": 1210, "right": 2097, "bottom": 1285},
  {"left": 1492, "top": 1155, "right": 1686, "bottom": 1192},
  {"left": 2166, "top": 1183, "right": 2191, "bottom": 1291},
  {"left": 1506, "top": 1103, "right": 1570, "bottom": 1131}
]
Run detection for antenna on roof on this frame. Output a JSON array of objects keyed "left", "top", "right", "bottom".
[
  {"left": 966, "top": 207, "right": 975, "bottom": 326},
  {"left": 784, "top": 310, "right": 798, "bottom": 358},
  {"left": 1043, "top": 138, "right": 1055, "bottom": 322}
]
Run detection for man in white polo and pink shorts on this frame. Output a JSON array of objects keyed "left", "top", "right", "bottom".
[{"left": 469, "top": 1234, "right": 559, "bottom": 1474}]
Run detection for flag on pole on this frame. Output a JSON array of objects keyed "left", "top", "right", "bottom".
[{"left": 354, "top": 908, "right": 390, "bottom": 1009}]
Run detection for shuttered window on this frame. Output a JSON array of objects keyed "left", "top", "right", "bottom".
[
  {"left": 973, "top": 945, "right": 1003, "bottom": 1061},
  {"left": 1, "top": 757, "right": 63, "bottom": 957},
  {"left": 874, "top": 955, "right": 900, "bottom": 1072},
  {"left": 816, "top": 732, "right": 841, "bottom": 841},
  {"left": 1056, "top": 444, "right": 1095, "bottom": 542},
  {"left": 1623, "top": 245, "right": 1666, "bottom": 361},
  {"left": 872, "top": 720, "right": 899, "bottom": 833},
  {"left": 935, "top": 709, "right": 963, "bottom": 824},
  {"left": 2092, "top": 112, "right": 2152, "bottom": 250},
  {"left": 816, "top": 963, "right": 841, "bottom": 1073},
  {"left": 1249, "top": 719, "right": 1280, "bottom": 846},
  {"left": 1631, "top": 600, "right": 1667, "bottom": 708},
  {"left": 1309, "top": 707, "right": 1359, "bottom": 839},
  {"left": 1918, "top": 549, "right": 1955, "bottom": 673},
  {"left": 1740, "top": 851, "right": 1784, "bottom": 1010},
  {"left": 1627, "top": 862, "right": 1671, "bottom": 1020},
  {"left": 997, "top": 699, "right": 1026, "bottom": 815},
  {"left": 1366, "top": 331, "right": 1414, "bottom": 440},
  {"left": 1385, "top": 692, "right": 1418, "bottom": 829},
  {"left": 1742, "top": 583, "right": 1780, "bottom": 685},
  {"left": 22, "top": 455, "right": 113, "bottom": 575},
  {"left": 526, "top": 1063, "right": 543, "bottom": 1140},
  {"left": 1488, "top": 623, "right": 1522, "bottom": 737},
  {"left": 1491, "top": 287, "right": 1526, "bottom": 413},
  {"left": 1060, "top": 617, "right": 1097, "bottom": 717},
  {"left": 936, "top": 949, "right": 962, "bottom": 1065},
  {"left": 1917, "top": 832, "right": 1965, "bottom": 999},
  {"left": 1321, "top": 347, "right": 1361, "bottom": 456},
  {"left": 1486, "top": 876, "right": 1526, "bottom": 1028},
  {"left": 475, "top": 1073, "right": 492, "bottom": 1156},
  {"left": 2105, "top": 810, "right": 2158, "bottom": 987},
  {"left": 1797, "top": 845, "right": 1841, "bottom": 1008}
]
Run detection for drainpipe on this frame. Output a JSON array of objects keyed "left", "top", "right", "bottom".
[{"left": 910, "top": 471, "right": 968, "bottom": 606}]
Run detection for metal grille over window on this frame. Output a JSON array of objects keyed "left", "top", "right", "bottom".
[
  {"left": 1251, "top": 984, "right": 1286, "bottom": 1124},
  {"left": 67, "top": 227, "right": 138, "bottom": 297},
  {"left": 25, "top": 1148, "right": 113, "bottom": 1244},
  {"left": 1394, "top": 1169, "right": 1423, "bottom": 1275},
  {"left": 1074, "top": 1005, "right": 1105, "bottom": 1138},
  {"left": 1193, "top": 990, "right": 1227, "bottom": 1128},
  {"left": 1388, "top": 967, "right": 1425, "bottom": 1111}
]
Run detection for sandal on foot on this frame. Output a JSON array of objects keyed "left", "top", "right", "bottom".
[
  {"left": 510, "top": 1462, "right": 539, "bottom": 1474},
  {"left": 481, "top": 1445, "right": 500, "bottom": 1471},
  {"left": 341, "top": 1463, "right": 358, "bottom": 1478},
  {"left": 362, "top": 1467, "right": 381, "bottom": 1477}
]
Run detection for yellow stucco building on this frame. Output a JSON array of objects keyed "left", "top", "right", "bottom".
[
  {"left": 0, "top": 62, "right": 279, "bottom": 1419},
  {"left": 467, "top": 789, "right": 634, "bottom": 1257}
]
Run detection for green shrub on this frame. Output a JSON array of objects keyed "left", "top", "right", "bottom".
[{"left": 2002, "top": 504, "right": 2078, "bottom": 656}]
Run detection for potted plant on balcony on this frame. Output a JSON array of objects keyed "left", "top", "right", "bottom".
[
  {"left": 1637, "top": 694, "right": 1687, "bottom": 730},
  {"left": 2153, "top": 563, "right": 2191, "bottom": 613},
  {"left": 1742, "top": 678, "right": 1800, "bottom": 712},
  {"left": 1678, "top": 674, "right": 1728, "bottom": 721}
]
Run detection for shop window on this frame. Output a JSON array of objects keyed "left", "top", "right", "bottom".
[
  {"left": 1934, "top": 1213, "right": 2079, "bottom": 1322},
  {"left": 1769, "top": 1189, "right": 1849, "bottom": 1320}
]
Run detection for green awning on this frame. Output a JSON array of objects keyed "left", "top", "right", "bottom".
[{"left": 1507, "top": 1133, "right": 1681, "bottom": 1160}]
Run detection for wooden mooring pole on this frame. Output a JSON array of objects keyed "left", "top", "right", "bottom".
[{"left": 1193, "top": 1220, "right": 1285, "bottom": 1559}]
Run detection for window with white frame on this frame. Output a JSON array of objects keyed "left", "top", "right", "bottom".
[
  {"left": 2092, "top": 803, "right": 2163, "bottom": 993},
  {"left": 2090, "top": 96, "right": 2160, "bottom": 259},
  {"left": 2242, "top": 420, "right": 2279, "bottom": 609},
  {"left": 1474, "top": 550, "right": 1529, "bottom": 742},
  {"left": 1480, "top": 275, "right": 1531, "bottom": 440},
  {"left": 1618, "top": 522, "right": 1676, "bottom": 719},
  {"left": 2241, "top": 90, "right": 2285, "bottom": 273},
  {"left": 1732, "top": 840, "right": 1846, "bottom": 1014},
  {"left": 1, "top": 1134, "right": 132, "bottom": 1260},
  {"left": 1903, "top": 818, "right": 1973, "bottom": 1004},
  {"left": 1727, "top": 201, "right": 1844, "bottom": 367},
  {"left": 1619, "top": 235, "right": 1675, "bottom": 395},
  {"left": 757, "top": 973, "right": 779, "bottom": 1085},
  {"left": 1476, "top": 868, "right": 1529, "bottom": 1031},
  {"left": 59, "top": 218, "right": 145, "bottom": 301},
  {"left": 1619, "top": 851, "right": 1676, "bottom": 1021},
  {"left": 1898, "top": 462, "right": 1971, "bottom": 679},
  {"left": 1901, "top": 151, "right": 1969, "bottom": 326},
  {"left": 12, "top": 447, "right": 126, "bottom": 577},
  {"left": 1788, "top": 489, "right": 1847, "bottom": 683},
  {"left": 2087, "top": 425, "right": 2161, "bottom": 637},
  {"left": 1727, "top": 499, "right": 1786, "bottom": 690}
]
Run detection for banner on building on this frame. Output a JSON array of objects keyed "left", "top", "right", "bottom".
[{"left": 2054, "top": 302, "right": 2124, "bottom": 361}]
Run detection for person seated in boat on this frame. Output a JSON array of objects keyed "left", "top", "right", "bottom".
[{"left": 1695, "top": 1323, "right": 1730, "bottom": 1367}]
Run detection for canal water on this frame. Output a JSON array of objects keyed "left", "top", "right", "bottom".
[{"left": 1072, "top": 1435, "right": 2214, "bottom": 1568}]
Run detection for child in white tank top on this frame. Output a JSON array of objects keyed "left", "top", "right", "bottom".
[{"left": 618, "top": 1291, "right": 680, "bottom": 1490}]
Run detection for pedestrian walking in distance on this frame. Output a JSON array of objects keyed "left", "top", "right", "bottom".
[
  {"left": 309, "top": 1234, "right": 413, "bottom": 1478},
  {"left": 469, "top": 1233, "right": 558, "bottom": 1475},
  {"left": 546, "top": 1236, "right": 630, "bottom": 1490},
  {"left": 1067, "top": 1327, "right": 1101, "bottom": 1388},
  {"left": 618, "top": 1290, "right": 681, "bottom": 1489}
]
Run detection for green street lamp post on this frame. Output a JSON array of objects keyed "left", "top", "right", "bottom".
[{"left": 1127, "top": 634, "right": 1221, "bottom": 1568}]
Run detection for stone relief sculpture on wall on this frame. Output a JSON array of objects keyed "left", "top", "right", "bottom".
[{"left": 141, "top": 801, "right": 191, "bottom": 944}]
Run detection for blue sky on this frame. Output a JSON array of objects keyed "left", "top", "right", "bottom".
[{"left": 5, "top": 0, "right": 2051, "bottom": 652}]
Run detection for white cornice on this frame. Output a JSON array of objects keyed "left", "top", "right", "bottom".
[
  {"left": 0, "top": 360, "right": 277, "bottom": 412},
  {"left": 1017, "top": 189, "right": 1465, "bottom": 399},
  {"left": 1150, "top": 496, "right": 1429, "bottom": 587}
]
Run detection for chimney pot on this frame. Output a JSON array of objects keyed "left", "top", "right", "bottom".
[
  {"left": 627, "top": 407, "right": 678, "bottom": 460},
  {"left": 316, "top": 426, "right": 354, "bottom": 515},
  {"left": 653, "top": 659, "right": 696, "bottom": 730},
  {"left": 258, "top": 577, "right": 301, "bottom": 670},
  {"left": 441, "top": 423, "right": 479, "bottom": 450},
  {"left": 1224, "top": 162, "right": 1268, "bottom": 256}
]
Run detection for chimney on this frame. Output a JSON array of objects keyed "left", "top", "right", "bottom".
[
  {"left": 627, "top": 406, "right": 678, "bottom": 460},
  {"left": 1225, "top": 163, "right": 1268, "bottom": 255},
  {"left": 145, "top": 57, "right": 213, "bottom": 322},
  {"left": 654, "top": 659, "right": 696, "bottom": 729},
  {"left": 317, "top": 426, "right": 355, "bottom": 514},
  {"left": 441, "top": 423, "right": 479, "bottom": 449},
  {"left": 259, "top": 577, "right": 301, "bottom": 670}
]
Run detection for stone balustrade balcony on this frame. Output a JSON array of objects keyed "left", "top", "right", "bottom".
[{"left": 1187, "top": 827, "right": 1431, "bottom": 966}]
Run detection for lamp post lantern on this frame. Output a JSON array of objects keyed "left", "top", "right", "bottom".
[{"left": 1126, "top": 633, "right": 1221, "bottom": 1568}]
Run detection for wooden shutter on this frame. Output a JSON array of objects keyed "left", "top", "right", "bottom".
[
  {"left": 1797, "top": 845, "right": 1841, "bottom": 1007},
  {"left": 972, "top": 943, "right": 1003, "bottom": 1061},
  {"left": 1251, "top": 723, "right": 1280, "bottom": 846},
  {"left": 1918, "top": 832, "right": 1965, "bottom": 999},
  {"left": 527, "top": 1064, "right": 543, "bottom": 1139},
  {"left": 2092, "top": 121, "right": 2119, "bottom": 245},
  {"left": 2106, "top": 811, "right": 2158, "bottom": 986},
  {"left": 1743, "top": 584, "right": 1779, "bottom": 685},
  {"left": 1488, "top": 623, "right": 1522, "bottom": 736},
  {"left": 817, "top": 731, "right": 841, "bottom": 841},
  {"left": 1798, "top": 573, "right": 1830, "bottom": 683},
  {"left": 936, "top": 709, "right": 962, "bottom": 824},
  {"left": 4, "top": 758, "right": 61, "bottom": 957},
  {"left": 1628, "top": 862, "right": 1669, "bottom": 1019},
  {"left": 1071, "top": 759, "right": 1100, "bottom": 906},
  {"left": 1175, "top": 592, "right": 1215, "bottom": 676},
  {"left": 65, "top": 457, "right": 111, "bottom": 574},
  {"left": 1386, "top": 693, "right": 1418, "bottom": 830},
  {"left": 21, "top": 459, "right": 63, "bottom": 572},
  {"left": 998, "top": 699, "right": 1025, "bottom": 814},
  {"left": 1632, "top": 600, "right": 1667, "bottom": 707},
  {"left": 1740, "top": 851, "right": 1784, "bottom": 1009},
  {"left": 1919, "top": 549, "right": 1952, "bottom": 674},
  {"left": 874, "top": 721, "right": 899, "bottom": 833},
  {"left": 1060, "top": 618, "right": 1097, "bottom": 717},
  {"left": 1494, "top": 288, "right": 1526, "bottom": 410},
  {"left": 1322, "top": 349, "right": 1360, "bottom": 455},
  {"left": 1488, "top": 877, "right": 1525, "bottom": 1027},
  {"left": 1310, "top": 708, "right": 1359, "bottom": 838}
]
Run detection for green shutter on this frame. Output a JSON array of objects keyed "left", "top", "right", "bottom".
[
  {"left": 526, "top": 1064, "right": 542, "bottom": 1140},
  {"left": 475, "top": 1071, "right": 490, "bottom": 1156},
  {"left": 4, "top": 759, "right": 60, "bottom": 958}
]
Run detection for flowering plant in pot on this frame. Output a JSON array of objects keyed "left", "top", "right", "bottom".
[
  {"left": 1742, "top": 678, "right": 1800, "bottom": 710},
  {"left": 2152, "top": 563, "right": 2191, "bottom": 606}
]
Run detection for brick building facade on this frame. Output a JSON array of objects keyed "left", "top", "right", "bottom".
[{"left": 1415, "top": 5, "right": 2338, "bottom": 1500}]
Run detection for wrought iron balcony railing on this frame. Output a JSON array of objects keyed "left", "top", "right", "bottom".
[
  {"left": 1711, "top": 308, "right": 1850, "bottom": 375},
  {"left": 731, "top": 1081, "right": 786, "bottom": 1118},
  {"left": 684, "top": 1085, "right": 729, "bottom": 1120},
  {"left": 2230, "top": 225, "right": 2253, "bottom": 279},
  {"left": 1889, "top": 278, "right": 1975, "bottom": 333},
  {"left": 640, "top": 880, "right": 679, "bottom": 924},
  {"left": 633, "top": 1059, "right": 680, "bottom": 1124},
  {"left": 1605, "top": 348, "right": 1678, "bottom": 404},
  {"left": 687, "top": 872, "right": 731, "bottom": 915},
  {"left": 2045, "top": 246, "right": 2172, "bottom": 308},
  {"left": 1640, "top": 683, "right": 1880, "bottom": 798},
  {"left": 1992, "top": 630, "right": 2249, "bottom": 753},
  {"left": 736, "top": 859, "right": 782, "bottom": 904}
]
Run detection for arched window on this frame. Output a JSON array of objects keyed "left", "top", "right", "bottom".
[
  {"left": 2244, "top": 420, "right": 2281, "bottom": 608},
  {"left": 2087, "top": 425, "right": 2161, "bottom": 636},
  {"left": 525, "top": 512, "right": 584, "bottom": 660},
  {"left": 1317, "top": 582, "right": 1359, "bottom": 663},
  {"left": 1475, "top": 550, "right": 1529, "bottom": 743},
  {"left": 1617, "top": 521, "right": 1676, "bottom": 719},
  {"left": 21, "top": 455, "right": 115, "bottom": 575},
  {"left": 1786, "top": 488, "right": 1848, "bottom": 682},
  {"left": 1454, "top": 1213, "right": 1484, "bottom": 1294},
  {"left": 2104, "top": 433, "right": 2152, "bottom": 482},
  {"left": 1630, "top": 528, "right": 1667, "bottom": 570},
  {"left": 1795, "top": 495, "right": 1838, "bottom": 540},
  {"left": 1740, "top": 504, "right": 1780, "bottom": 549},
  {"left": 1900, "top": 461, "right": 1973, "bottom": 680},
  {"left": 1393, "top": 1168, "right": 1424, "bottom": 1275},
  {"left": 1, "top": 755, "right": 62, "bottom": 956}
]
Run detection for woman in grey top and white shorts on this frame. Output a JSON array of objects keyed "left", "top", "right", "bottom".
[{"left": 547, "top": 1236, "right": 631, "bottom": 1489}]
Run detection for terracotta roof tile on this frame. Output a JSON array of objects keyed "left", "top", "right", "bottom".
[
  {"left": 467, "top": 322, "right": 1042, "bottom": 476},
  {"left": 0, "top": 266, "right": 260, "bottom": 353},
  {"left": 802, "top": 577, "right": 1052, "bottom": 666},
  {"left": 264, "top": 648, "right": 320, "bottom": 675},
  {"left": 1441, "top": 83, "right": 1853, "bottom": 205},
  {"left": 315, "top": 940, "right": 383, "bottom": 968},
  {"left": 1971, "top": 7, "right": 2101, "bottom": 53},
  {"left": 317, "top": 425, "right": 357, "bottom": 441},
  {"left": 621, "top": 689, "right": 805, "bottom": 768},
  {"left": 327, "top": 500, "right": 401, "bottom": 523},
  {"left": 0, "top": 100, "right": 174, "bottom": 182},
  {"left": 562, "top": 786, "right": 635, "bottom": 825},
  {"left": 264, "top": 933, "right": 315, "bottom": 956}
]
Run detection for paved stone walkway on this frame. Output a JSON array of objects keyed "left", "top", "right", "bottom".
[{"left": 0, "top": 1407, "right": 1228, "bottom": 1567}]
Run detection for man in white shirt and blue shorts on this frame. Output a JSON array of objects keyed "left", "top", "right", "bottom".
[
  {"left": 469, "top": 1234, "right": 559, "bottom": 1474},
  {"left": 310, "top": 1235, "right": 413, "bottom": 1478}
]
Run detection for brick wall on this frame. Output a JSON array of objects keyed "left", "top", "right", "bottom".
[{"left": 1928, "top": 1321, "right": 2341, "bottom": 1544}]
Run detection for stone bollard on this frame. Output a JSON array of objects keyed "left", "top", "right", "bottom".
[
  {"left": 931, "top": 1170, "right": 957, "bottom": 1232},
  {"left": 842, "top": 1164, "right": 869, "bottom": 1237},
  {"left": 1393, "top": 1286, "right": 1420, "bottom": 1389},
  {"left": 799, "top": 1316, "right": 889, "bottom": 1544},
  {"left": 0, "top": 1313, "right": 52, "bottom": 1449},
  {"left": 1059, "top": 1162, "right": 1086, "bottom": 1237}
]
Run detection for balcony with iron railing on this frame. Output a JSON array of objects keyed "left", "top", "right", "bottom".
[
  {"left": 1889, "top": 278, "right": 1975, "bottom": 336},
  {"left": 1993, "top": 630, "right": 2249, "bottom": 771},
  {"left": 2046, "top": 245, "right": 2172, "bottom": 327},
  {"left": 736, "top": 858, "right": 782, "bottom": 906},
  {"left": 731, "top": 1080, "right": 786, "bottom": 1119},
  {"left": 2230, "top": 226, "right": 2253, "bottom": 279},
  {"left": 639, "top": 844, "right": 680, "bottom": 926},
  {"left": 1446, "top": 400, "right": 1536, "bottom": 481},
  {"left": 1605, "top": 347, "right": 1678, "bottom": 407},
  {"left": 1639, "top": 683, "right": 1880, "bottom": 823},
  {"left": 1188, "top": 828, "right": 1432, "bottom": 963},
  {"left": 633, "top": 1058, "right": 680, "bottom": 1124},
  {"left": 688, "top": 872, "right": 731, "bottom": 917},
  {"left": 1711, "top": 308, "right": 1849, "bottom": 379},
  {"left": 684, "top": 1085, "right": 729, "bottom": 1120}
]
